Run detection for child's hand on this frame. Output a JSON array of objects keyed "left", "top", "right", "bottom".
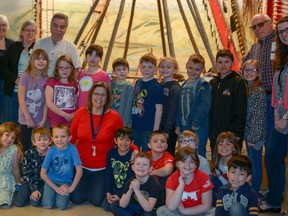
[
  {"left": 56, "top": 184, "right": 70, "bottom": 195},
  {"left": 26, "top": 118, "right": 35, "bottom": 128},
  {"left": 107, "top": 193, "right": 119, "bottom": 204},
  {"left": 37, "top": 119, "right": 46, "bottom": 128},
  {"left": 64, "top": 113, "right": 74, "bottom": 122},
  {"left": 178, "top": 175, "right": 186, "bottom": 187},
  {"left": 30, "top": 190, "right": 41, "bottom": 201},
  {"left": 175, "top": 127, "right": 180, "bottom": 135},
  {"left": 131, "top": 179, "right": 140, "bottom": 191},
  {"left": 130, "top": 149, "right": 139, "bottom": 163}
]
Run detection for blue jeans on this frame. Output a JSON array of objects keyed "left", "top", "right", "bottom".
[
  {"left": 265, "top": 129, "right": 288, "bottom": 206},
  {"left": 228, "top": 202, "right": 248, "bottom": 216},
  {"left": 70, "top": 168, "right": 105, "bottom": 206},
  {"left": 3, "top": 92, "right": 19, "bottom": 124},
  {"left": 13, "top": 183, "right": 43, "bottom": 207},
  {"left": 0, "top": 80, "right": 5, "bottom": 124},
  {"left": 133, "top": 130, "right": 151, "bottom": 152},
  {"left": 19, "top": 124, "right": 33, "bottom": 153},
  {"left": 42, "top": 182, "right": 70, "bottom": 210},
  {"left": 111, "top": 201, "right": 156, "bottom": 216},
  {"left": 209, "top": 175, "right": 223, "bottom": 207},
  {"left": 266, "top": 94, "right": 274, "bottom": 144},
  {"left": 246, "top": 142, "right": 263, "bottom": 192}
]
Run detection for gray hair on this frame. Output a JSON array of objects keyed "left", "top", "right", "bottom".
[
  {"left": 0, "top": 14, "right": 9, "bottom": 30},
  {"left": 19, "top": 20, "right": 37, "bottom": 41}
]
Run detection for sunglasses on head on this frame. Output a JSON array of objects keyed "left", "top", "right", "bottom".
[{"left": 250, "top": 20, "right": 269, "bottom": 30}]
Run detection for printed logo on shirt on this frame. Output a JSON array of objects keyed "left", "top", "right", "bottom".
[
  {"left": 222, "top": 89, "right": 231, "bottom": 96},
  {"left": 203, "top": 179, "right": 212, "bottom": 189},
  {"left": 182, "top": 191, "right": 199, "bottom": 202},
  {"left": 79, "top": 75, "right": 93, "bottom": 92},
  {"left": 54, "top": 85, "right": 76, "bottom": 110},
  {"left": 112, "top": 87, "right": 121, "bottom": 110},
  {"left": 111, "top": 158, "right": 130, "bottom": 189},
  {"left": 132, "top": 88, "right": 147, "bottom": 117},
  {"left": 163, "top": 87, "right": 169, "bottom": 96},
  {"left": 222, "top": 193, "right": 248, "bottom": 210}
]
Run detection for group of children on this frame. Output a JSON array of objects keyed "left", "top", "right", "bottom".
[{"left": 0, "top": 44, "right": 265, "bottom": 215}]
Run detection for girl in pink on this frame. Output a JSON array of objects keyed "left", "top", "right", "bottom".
[
  {"left": 18, "top": 49, "right": 48, "bottom": 152},
  {"left": 45, "top": 55, "right": 78, "bottom": 128},
  {"left": 78, "top": 44, "right": 111, "bottom": 108}
]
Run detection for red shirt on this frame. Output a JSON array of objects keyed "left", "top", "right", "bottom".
[{"left": 147, "top": 150, "right": 174, "bottom": 175}]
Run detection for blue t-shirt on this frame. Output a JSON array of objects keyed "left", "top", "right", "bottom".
[
  {"left": 132, "top": 78, "right": 163, "bottom": 131},
  {"left": 42, "top": 143, "right": 81, "bottom": 184}
]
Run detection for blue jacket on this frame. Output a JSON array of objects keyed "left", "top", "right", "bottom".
[{"left": 176, "top": 77, "right": 211, "bottom": 129}]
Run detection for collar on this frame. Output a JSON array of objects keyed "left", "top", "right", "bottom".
[{"left": 258, "top": 30, "right": 276, "bottom": 44}]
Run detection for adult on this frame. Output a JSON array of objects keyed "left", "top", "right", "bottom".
[
  {"left": 33, "top": 13, "right": 81, "bottom": 77},
  {"left": 69, "top": 82, "right": 123, "bottom": 206},
  {"left": 259, "top": 16, "right": 288, "bottom": 213},
  {"left": 243, "top": 13, "right": 275, "bottom": 141},
  {"left": 0, "top": 20, "right": 37, "bottom": 123},
  {"left": 0, "top": 14, "right": 13, "bottom": 124}
]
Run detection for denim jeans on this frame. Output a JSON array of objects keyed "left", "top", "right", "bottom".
[
  {"left": 13, "top": 183, "right": 43, "bottom": 207},
  {"left": 179, "top": 126, "right": 208, "bottom": 158},
  {"left": 156, "top": 205, "right": 210, "bottom": 216},
  {"left": 265, "top": 129, "right": 288, "bottom": 206},
  {"left": 111, "top": 201, "right": 156, "bottom": 216},
  {"left": 266, "top": 94, "right": 274, "bottom": 144},
  {"left": 42, "top": 182, "right": 70, "bottom": 210},
  {"left": 133, "top": 130, "right": 151, "bottom": 152},
  {"left": 3, "top": 92, "right": 19, "bottom": 124},
  {"left": 228, "top": 202, "right": 248, "bottom": 216},
  {"left": 246, "top": 142, "right": 263, "bottom": 192},
  {"left": 19, "top": 124, "right": 33, "bottom": 153},
  {"left": 70, "top": 168, "right": 105, "bottom": 206}
]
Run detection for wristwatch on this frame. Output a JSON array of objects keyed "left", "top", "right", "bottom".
[{"left": 282, "top": 114, "right": 288, "bottom": 120}]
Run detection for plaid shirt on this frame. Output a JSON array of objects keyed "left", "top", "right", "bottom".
[{"left": 244, "top": 30, "right": 276, "bottom": 91}]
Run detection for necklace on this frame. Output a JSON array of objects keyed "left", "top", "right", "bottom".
[{"left": 89, "top": 109, "right": 105, "bottom": 156}]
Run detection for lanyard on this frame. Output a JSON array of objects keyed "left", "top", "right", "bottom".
[{"left": 90, "top": 109, "right": 105, "bottom": 156}]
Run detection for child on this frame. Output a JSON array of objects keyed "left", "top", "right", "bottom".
[
  {"left": 78, "top": 44, "right": 110, "bottom": 108},
  {"left": 175, "top": 54, "right": 211, "bottom": 158},
  {"left": 147, "top": 130, "right": 174, "bottom": 189},
  {"left": 178, "top": 130, "right": 211, "bottom": 175},
  {"left": 242, "top": 59, "right": 267, "bottom": 193},
  {"left": 210, "top": 131, "right": 240, "bottom": 206},
  {"left": 102, "top": 126, "right": 135, "bottom": 211},
  {"left": 111, "top": 152, "right": 164, "bottom": 215},
  {"left": 40, "top": 124, "right": 82, "bottom": 210},
  {"left": 209, "top": 49, "right": 247, "bottom": 154},
  {"left": 18, "top": 48, "right": 49, "bottom": 152},
  {"left": 45, "top": 55, "right": 78, "bottom": 128},
  {"left": 216, "top": 155, "right": 258, "bottom": 216},
  {"left": 156, "top": 147, "right": 214, "bottom": 216},
  {"left": 0, "top": 122, "right": 22, "bottom": 208},
  {"left": 132, "top": 53, "right": 163, "bottom": 152},
  {"left": 111, "top": 58, "right": 134, "bottom": 126},
  {"left": 13, "top": 128, "right": 51, "bottom": 207},
  {"left": 159, "top": 57, "right": 183, "bottom": 155}
]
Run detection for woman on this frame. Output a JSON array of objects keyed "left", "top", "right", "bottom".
[
  {"left": 0, "top": 14, "right": 13, "bottom": 124},
  {"left": 0, "top": 20, "right": 37, "bottom": 123},
  {"left": 70, "top": 82, "right": 124, "bottom": 206},
  {"left": 259, "top": 16, "right": 288, "bottom": 213}
]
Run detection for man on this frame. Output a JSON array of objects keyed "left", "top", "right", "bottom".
[
  {"left": 243, "top": 13, "right": 275, "bottom": 140},
  {"left": 33, "top": 13, "right": 81, "bottom": 77}
]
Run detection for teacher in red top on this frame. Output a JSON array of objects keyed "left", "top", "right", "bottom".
[{"left": 70, "top": 81, "right": 123, "bottom": 206}]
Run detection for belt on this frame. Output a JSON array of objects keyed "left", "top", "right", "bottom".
[{"left": 266, "top": 90, "right": 272, "bottom": 95}]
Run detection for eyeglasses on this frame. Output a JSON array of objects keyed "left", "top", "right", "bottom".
[
  {"left": 23, "top": 29, "right": 37, "bottom": 33},
  {"left": 243, "top": 68, "right": 257, "bottom": 73},
  {"left": 250, "top": 20, "right": 268, "bottom": 30},
  {"left": 93, "top": 92, "right": 106, "bottom": 97},
  {"left": 277, "top": 27, "right": 288, "bottom": 35},
  {"left": 179, "top": 139, "right": 197, "bottom": 144},
  {"left": 58, "top": 67, "right": 71, "bottom": 71}
]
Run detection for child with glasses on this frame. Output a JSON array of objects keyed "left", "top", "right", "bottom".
[
  {"left": 178, "top": 130, "right": 211, "bottom": 175},
  {"left": 45, "top": 55, "right": 78, "bottom": 128}
]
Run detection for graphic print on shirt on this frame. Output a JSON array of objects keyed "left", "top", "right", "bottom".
[
  {"left": 132, "top": 85, "right": 147, "bottom": 117},
  {"left": 26, "top": 88, "right": 42, "bottom": 118},
  {"left": 133, "top": 190, "right": 150, "bottom": 203},
  {"left": 180, "top": 85, "right": 194, "bottom": 125},
  {"left": 54, "top": 85, "right": 76, "bottom": 110},
  {"left": 163, "top": 87, "right": 169, "bottom": 96},
  {"left": 53, "top": 154, "right": 70, "bottom": 174},
  {"left": 182, "top": 190, "right": 198, "bottom": 202},
  {"left": 111, "top": 158, "right": 130, "bottom": 189},
  {"left": 222, "top": 192, "right": 248, "bottom": 210},
  {"left": 112, "top": 87, "right": 121, "bottom": 110},
  {"left": 79, "top": 75, "right": 93, "bottom": 92}
]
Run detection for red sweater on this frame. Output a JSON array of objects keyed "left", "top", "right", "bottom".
[{"left": 70, "top": 107, "right": 123, "bottom": 169}]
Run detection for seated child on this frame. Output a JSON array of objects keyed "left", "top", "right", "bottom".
[
  {"left": 157, "top": 147, "right": 213, "bottom": 216},
  {"left": 13, "top": 128, "right": 51, "bottom": 207},
  {"left": 102, "top": 126, "right": 135, "bottom": 211},
  {"left": 40, "top": 124, "right": 83, "bottom": 210},
  {"left": 215, "top": 154, "right": 258, "bottom": 216},
  {"left": 111, "top": 58, "right": 134, "bottom": 127},
  {"left": 111, "top": 152, "right": 164, "bottom": 215},
  {"left": 146, "top": 130, "right": 174, "bottom": 189},
  {"left": 178, "top": 130, "right": 211, "bottom": 175}
]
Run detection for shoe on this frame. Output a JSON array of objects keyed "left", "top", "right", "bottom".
[{"left": 259, "top": 201, "right": 281, "bottom": 213}]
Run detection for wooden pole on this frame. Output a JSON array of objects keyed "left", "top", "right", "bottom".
[
  {"left": 176, "top": 0, "right": 199, "bottom": 54},
  {"left": 123, "top": 0, "right": 136, "bottom": 59},
  {"left": 162, "top": 0, "right": 175, "bottom": 57},
  {"left": 90, "top": 0, "right": 111, "bottom": 44},
  {"left": 157, "top": 0, "right": 167, "bottom": 57},
  {"left": 74, "top": 0, "right": 99, "bottom": 45},
  {"left": 103, "top": 0, "right": 126, "bottom": 71},
  {"left": 187, "top": 0, "right": 216, "bottom": 69}
]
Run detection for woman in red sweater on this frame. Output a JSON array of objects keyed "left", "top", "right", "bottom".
[{"left": 70, "top": 82, "right": 123, "bottom": 206}]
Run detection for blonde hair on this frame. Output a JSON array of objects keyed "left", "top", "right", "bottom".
[{"left": 19, "top": 20, "right": 37, "bottom": 41}]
